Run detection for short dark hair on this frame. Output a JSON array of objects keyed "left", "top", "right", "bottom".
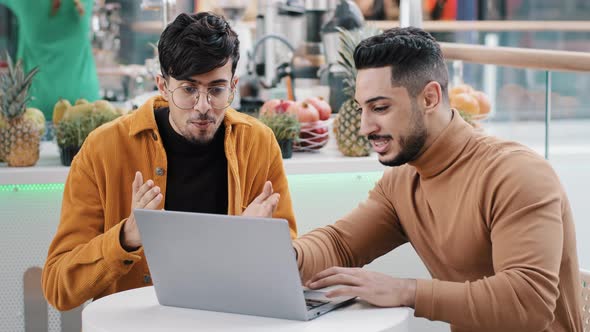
[
  {"left": 158, "top": 12, "right": 240, "bottom": 80},
  {"left": 353, "top": 27, "right": 448, "bottom": 101}
]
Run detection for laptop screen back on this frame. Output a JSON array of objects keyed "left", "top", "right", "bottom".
[{"left": 134, "top": 209, "right": 309, "bottom": 320}]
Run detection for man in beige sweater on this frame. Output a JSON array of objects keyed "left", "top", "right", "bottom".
[{"left": 294, "top": 27, "right": 582, "bottom": 331}]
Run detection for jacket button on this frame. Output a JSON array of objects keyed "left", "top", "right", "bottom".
[
  {"left": 155, "top": 167, "right": 165, "bottom": 176},
  {"left": 151, "top": 132, "right": 158, "bottom": 141},
  {"left": 143, "top": 274, "right": 152, "bottom": 284},
  {"left": 123, "top": 259, "right": 134, "bottom": 265}
]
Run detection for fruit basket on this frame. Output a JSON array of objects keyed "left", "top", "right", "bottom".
[
  {"left": 449, "top": 84, "right": 491, "bottom": 129},
  {"left": 293, "top": 120, "right": 330, "bottom": 152}
]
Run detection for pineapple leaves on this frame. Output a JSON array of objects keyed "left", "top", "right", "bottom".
[
  {"left": 1, "top": 52, "right": 40, "bottom": 120},
  {"left": 335, "top": 26, "right": 382, "bottom": 98}
]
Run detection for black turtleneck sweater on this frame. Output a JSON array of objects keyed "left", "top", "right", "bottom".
[{"left": 154, "top": 108, "right": 228, "bottom": 214}]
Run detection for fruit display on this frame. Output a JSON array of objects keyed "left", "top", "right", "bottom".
[
  {"left": 53, "top": 98, "right": 120, "bottom": 124},
  {"left": 333, "top": 27, "right": 381, "bottom": 157},
  {"left": 0, "top": 54, "right": 43, "bottom": 167},
  {"left": 259, "top": 97, "right": 331, "bottom": 151},
  {"left": 289, "top": 101, "right": 320, "bottom": 123},
  {"left": 304, "top": 96, "right": 331, "bottom": 121},
  {"left": 259, "top": 99, "right": 296, "bottom": 117},
  {"left": 449, "top": 83, "right": 491, "bottom": 127},
  {"left": 296, "top": 121, "right": 329, "bottom": 150},
  {"left": 52, "top": 98, "right": 71, "bottom": 125}
]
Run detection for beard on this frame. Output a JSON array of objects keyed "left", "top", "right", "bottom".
[
  {"left": 185, "top": 132, "right": 215, "bottom": 145},
  {"left": 177, "top": 113, "right": 220, "bottom": 145},
  {"left": 380, "top": 105, "right": 427, "bottom": 167}
]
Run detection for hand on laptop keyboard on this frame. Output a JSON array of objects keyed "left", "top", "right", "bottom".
[{"left": 305, "top": 299, "right": 328, "bottom": 310}]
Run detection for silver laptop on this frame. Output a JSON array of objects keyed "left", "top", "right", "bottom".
[{"left": 134, "top": 209, "right": 356, "bottom": 321}]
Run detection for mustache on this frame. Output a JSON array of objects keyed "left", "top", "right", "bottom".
[
  {"left": 368, "top": 134, "right": 393, "bottom": 140},
  {"left": 187, "top": 115, "right": 216, "bottom": 122}
]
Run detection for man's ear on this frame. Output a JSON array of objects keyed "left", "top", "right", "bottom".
[
  {"left": 156, "top": 75, "right": 169, "bottom": 101},
  {"left": 421, "top": 81, "right": 443, "bottom": 115},
  {"left": 232, "top": 76, "right": 239, "bottom": 89}
]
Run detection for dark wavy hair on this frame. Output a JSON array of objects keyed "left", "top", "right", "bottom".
[
  {"left": 353, "top": 27, "right": 448, "bottom": 102},
  {"left": 158, "top": 12, "right": 240, "bottom": 80}
]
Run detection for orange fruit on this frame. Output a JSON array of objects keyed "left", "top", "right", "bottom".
[
  {"left": 471, "top": 90, "right": 491, "bottom": 115},
  {"left": 449, "top": 84, "right": 474, "bottom": 99},
  {"left": 450, "top": 92, "right": 480, "bottom": 115}
]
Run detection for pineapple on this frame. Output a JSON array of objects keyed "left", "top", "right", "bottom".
[
  {"left": 0, "top": 53, "right": 41, "bottom": 167},
  {"left": 333, "top": 27, "right": 381, "bottom": 157}
]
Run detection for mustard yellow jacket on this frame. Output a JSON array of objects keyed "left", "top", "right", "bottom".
[{"left": 43, "top": 96, "right": 297, "bottom": 310}]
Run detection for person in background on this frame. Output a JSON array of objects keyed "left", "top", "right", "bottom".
[
  {"left": 356, "top": 0, "right": 399, "bottom": 20},
  {"left": 424, "top": 0, "right": 456, "bottom": 21},
  {"left": 0, "top": 0, "right": 100, "bottom": 121},
  {"left": 294, "top": 27, "right": 582, "bottom": 331},
  {"left": 43, "top": 12, "right": 297, "bottom": 311},
  {"left": 354, "top": 0, "right": 457, "bottom": 22}
]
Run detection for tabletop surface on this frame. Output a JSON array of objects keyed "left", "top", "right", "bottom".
[{"left": 82, "top": 286, "right": 411, "bottom": 332}]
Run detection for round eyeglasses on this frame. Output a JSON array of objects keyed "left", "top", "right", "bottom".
[{"left": 167, "top": 84, "right": 235, "bottom": 110}]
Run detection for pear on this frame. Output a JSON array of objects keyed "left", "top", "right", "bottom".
[
  {"left": 93, "top": 100, "right": 118, "bottom": 117},
  {"left": 53, "top": 98, "right": 71, "bottom": 125},
  {"left": 62, "top": 103, "right": 95, "bottom": 121},
  {"left": 24, "top": 108, "right": 46, "bottom": 136}
]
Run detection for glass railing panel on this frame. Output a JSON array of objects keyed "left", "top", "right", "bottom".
[
  {"left": 547, "top": 70, "right": 590, "bottom": 267},
  {"left": 446, "top": 60, "right": 549, "bottom": 156}
]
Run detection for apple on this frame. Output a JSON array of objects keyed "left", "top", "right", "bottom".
[
  {"left": 260, "top": 99, "right": 296, "bottom": 115},
  {"left": 288, "top": 102, "right": 320, "bottom": 123},
  {"left": 304, "top": 97, "right": 331, "bottom": 121},
  {"left": 471, "top": 90, "right": 491, "bottom": 115},
  {"left": 450, "top": 92, "right": 480, "bottom": 115},
  {"left": 449, "top": 83, "right": 474, "bottom": 99}
]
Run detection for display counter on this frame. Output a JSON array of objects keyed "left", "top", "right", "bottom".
[{"left": 0, "top": 139, "right": 384, "bottom": 186}]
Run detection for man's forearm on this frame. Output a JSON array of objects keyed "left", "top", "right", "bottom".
[{"left": 43, "top": 220, "right": 142, "bottom": 310}]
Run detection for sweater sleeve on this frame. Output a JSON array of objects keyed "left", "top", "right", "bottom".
[
  {"left": 414, "top": 151, "right": 563, "bottom": 331},
  {"left": 294, "top": 174, "right": 408, "bottom": 282},
  {"left": 42, "top": 142, "right": 142, "bottom": 311}
]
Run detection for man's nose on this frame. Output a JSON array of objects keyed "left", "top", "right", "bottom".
[
  {"left": 359, "top": 110, "right": 376, "bottom": 136},
  {"left": 193, "top": 92, "right": 210, "bottom": 114}
]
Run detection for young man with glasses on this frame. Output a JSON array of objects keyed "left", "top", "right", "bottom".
[{"left": 42, "top": 12, "right": 297, "bottom": 311}]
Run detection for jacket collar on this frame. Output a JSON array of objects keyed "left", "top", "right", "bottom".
[{"left": 128, "top": 95, "right": 251, "bottom": 137}]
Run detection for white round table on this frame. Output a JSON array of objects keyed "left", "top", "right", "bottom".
[{"left": 82, "top": 286, "right": 411, "bottom": 332}]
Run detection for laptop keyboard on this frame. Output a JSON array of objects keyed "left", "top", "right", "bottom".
[{"left": 305, "top": 299, "right": 328, "bottom": 310}]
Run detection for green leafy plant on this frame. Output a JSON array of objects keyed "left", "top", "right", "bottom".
[
  {"left": 56, "top": 112, "right": 119, "bottom": 148},
  {"left": 259, "top": 113, "right": 300, "bottom": 142}
]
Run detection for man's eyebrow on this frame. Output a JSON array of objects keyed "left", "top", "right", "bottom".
[
  {"left": 180, "top": 78, "right": 229, "bottom": 85},
  {"left": 207, "top": 79, "right": 229, "bottom": 85},
  {"left": 357, "top": 96, "right": 392, "bottom": 105}
]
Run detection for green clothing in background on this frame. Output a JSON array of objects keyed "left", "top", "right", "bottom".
[{"left": 0, "top": 0, "right": 100, "bottom": 118}]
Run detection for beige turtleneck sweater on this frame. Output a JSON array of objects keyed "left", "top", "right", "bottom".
[{"left": 294, "top": 110, "right": 582, "bottom": 332}]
